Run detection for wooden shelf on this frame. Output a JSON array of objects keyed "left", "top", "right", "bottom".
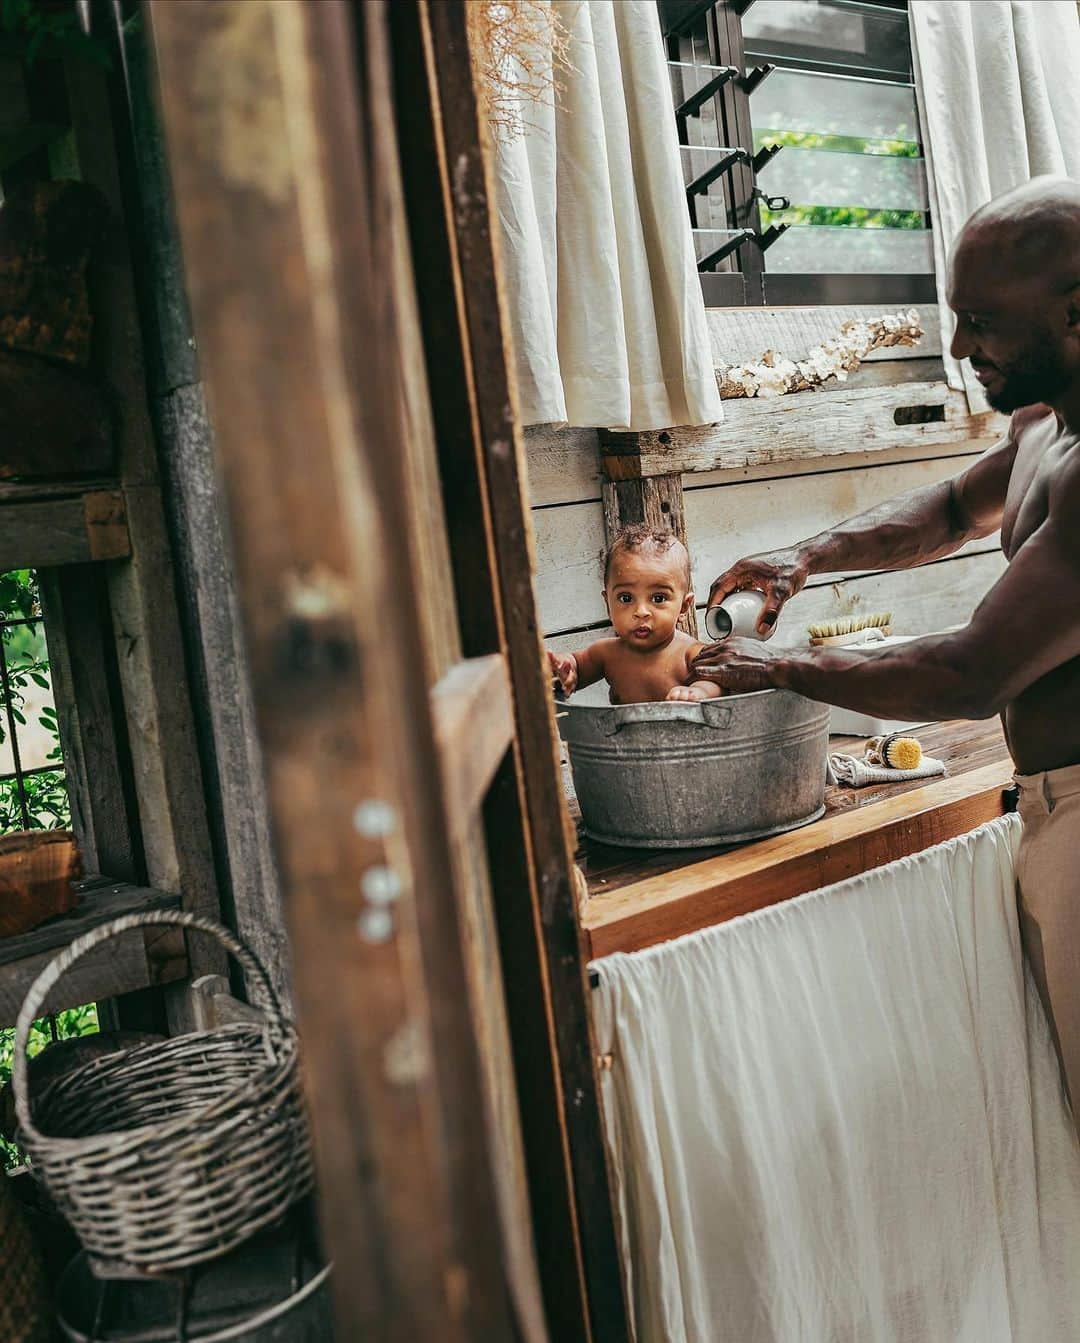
[
  {"left": 576, "top": 719, "right": 1014, "bottom": 958},
  {"left": 0, "top": 480, "right": 129, "bottom": 572},
  {"left": 0, "top": 875, "right": 184, "bottom": 1026}
]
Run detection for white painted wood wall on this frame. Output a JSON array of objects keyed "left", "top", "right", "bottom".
[{"left": 525, "top": 305, "right": 1009, "bottom": 656}]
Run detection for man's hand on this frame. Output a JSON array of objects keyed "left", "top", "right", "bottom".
[
  {"left": 691, "top": 637, "right": 787, "bottom": 694},
  {"left": 547, "top": 650, "right": 578, "bottom": 696},
  {"left": 707, "top": 548, "right": 811, "bottom": 635}
]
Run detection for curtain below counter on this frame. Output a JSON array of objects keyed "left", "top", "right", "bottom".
[
  {"left": 592, "top": 816, "right": 1080, "bottom": 1343},
  {"left": 910, "top": 1, "right": 1080, "bottom": 412},
  {"left": 491, "top": 1, "right": 723, "bottom": 432}
]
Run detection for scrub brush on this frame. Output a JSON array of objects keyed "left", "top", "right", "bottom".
[
  {"left": 808, "top": 612, "right": 892, "bottom": 647},
  {"left": 866, "top": 733, "right": 923, "bottom": 770}
]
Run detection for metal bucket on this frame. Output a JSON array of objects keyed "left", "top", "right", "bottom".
[{"left": 559, "top": 686, "right": 830, "bottom": 848}]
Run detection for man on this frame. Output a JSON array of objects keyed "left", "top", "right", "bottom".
[{"left": 692, "top": 176, "right": 1080, "bottom": 1113}]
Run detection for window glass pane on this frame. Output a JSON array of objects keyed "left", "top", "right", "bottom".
[
  {"left": 752, "top": 68, "right": 919, "bottom": 143},
  {"left": 764, "top": 224, "right": 934, "bottom": 273},
  {"left": 742, "top": 0, "right": 912, "bottom": 81},
  {"left": 759, "top": 145, "right": 928, "bottom": 211}
]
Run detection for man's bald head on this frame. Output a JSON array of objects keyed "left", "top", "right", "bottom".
[{"left": 948, "top": 177, "right": 1080, "bottom": 412}]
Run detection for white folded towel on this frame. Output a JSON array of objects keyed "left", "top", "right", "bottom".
[{"left": 828, "top": 752, "right": 946, "bottom": 787}]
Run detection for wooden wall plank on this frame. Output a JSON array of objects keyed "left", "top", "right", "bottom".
[
  {"left": 0, "top": 491, "right": 127, "bottom": 571},
  {"left": 535, "top": 454, "right": 996, "bottom": 636},
  {"left": 601, "top": 382, "right": 1004, "bottom": 477}
]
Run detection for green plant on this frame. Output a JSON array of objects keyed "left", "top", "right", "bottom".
[
  {"left": 0, "top": 0, "right": 111, "bottom": 66},
  {"left": 0, "top": 1003, "right": 99, "bottom": 1170},
  {"left": 0, "top": 569, "right": 70, "bottom": 832}
]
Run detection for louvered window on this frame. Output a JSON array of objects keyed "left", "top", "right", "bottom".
[{"left": 662, "top": 0, "right": 935, "bottom": 306}]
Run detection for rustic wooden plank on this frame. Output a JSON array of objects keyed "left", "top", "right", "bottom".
[
  {"left": 39, "top": 565, "right": 144, "bottom": 884},
  {"left": 396, "top": 2, "right": 628, "bottom": 1337},
  {"left": 65, "top": 55, "right": 225, "bottom": 982},
  {"left": 0, "top": 348, "right": 114, "bottom": 481},
  {"left": 535, "top": 456, "right": 996, "bottom": 636},
  {"left": 583, "top": 761, "right": 1013, "bottom": 958},
  {"left": 705, "top": 302, "right": 943, "bottom": 366},
  {"left": 0, "top": 489, "right": 126, "bottom": 570},
  {"left": 152, "top": 2, "right": 520, "bottom": 1337},
  {"left": 0, "top": 880, "right": 182, "bottom": 1027},
  {"left": 432, "top": 655, "right": 514, "bottom": 846},
  {"left": 600, "top": 382, "right": 1005, "bottom": 478}
]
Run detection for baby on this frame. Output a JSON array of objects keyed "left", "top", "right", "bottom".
[{"left": 548, "top": 524, "right": 724, "bottom": 704}]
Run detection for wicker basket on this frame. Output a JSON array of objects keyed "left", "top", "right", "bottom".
[{"left": 13, "top": 910, "right": 313, "bottom": 1275}]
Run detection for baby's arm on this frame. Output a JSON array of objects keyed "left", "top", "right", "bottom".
[
  {"left": 547, "top": 640, "right": 610, "bottom": 696},
  {"left": 666, "top": 642, "right": 725, "bottom": 702}
]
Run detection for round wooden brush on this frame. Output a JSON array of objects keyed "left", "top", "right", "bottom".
[{"left": 866, "top": 733, "right": 923, "bottom": 770}]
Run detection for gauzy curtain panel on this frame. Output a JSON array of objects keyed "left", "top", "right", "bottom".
[
  {"left": 592, "top": 817, "right": 1080, "bottom": 1343},
  {"left": 491, "top": 1, "right": 723, "bottom": 431},
  {"left": 910, "top": 1, "right": 1080, "bottom": 410}
]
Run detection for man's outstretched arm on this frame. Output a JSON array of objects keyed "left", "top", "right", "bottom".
[
  {"left": 693, "top": 444, "right": 1080, "bottom": 723},
  {"left": 706, "top": 428, "right": 1019, "bottom": 632}
]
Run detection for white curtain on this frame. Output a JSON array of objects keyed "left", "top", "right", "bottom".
[
  {"left": 592, "top": 816, "right": 1080, "bottom": 1343},
  {"left": 910, "top": 1, "right": 1080, "bottom": 410},
  {"left": 491, "top": 1, "right": 723, "bottom": 432}
]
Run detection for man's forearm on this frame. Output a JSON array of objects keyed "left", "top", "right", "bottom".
[
  {"left": 794, "top": 479, "right": 973, "bottom": 579},
  {"left": 774, "top": 634, "right": 995, "bottom": 722}
]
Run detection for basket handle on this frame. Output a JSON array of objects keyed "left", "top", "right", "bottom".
[{"left": 13, "top": 909, "right": 286, "bottom": 1142}]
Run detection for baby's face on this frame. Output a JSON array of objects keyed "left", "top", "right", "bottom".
[{"left": 603, "top": 548, "right": 692, "bottom": 652}]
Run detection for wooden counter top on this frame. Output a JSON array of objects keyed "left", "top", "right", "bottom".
[{"left": 574, "top": 719, "right": 1014, "bottom": 959}]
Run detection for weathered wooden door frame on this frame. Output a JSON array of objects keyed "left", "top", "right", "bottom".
[{"left": 150, "top": 1, "right": 628, "bottom": 1339}]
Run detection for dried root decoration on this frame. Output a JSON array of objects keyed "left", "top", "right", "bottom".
[
  {"left": 467, "top": 0, "right": 572, "bottom": 140},
  {"left": 716, "top": 309, "right": 924, "bottom": 399}
]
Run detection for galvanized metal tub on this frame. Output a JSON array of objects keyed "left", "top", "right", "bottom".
[{"left": 559, "top": 686, "right": 830, "bottom": 848}]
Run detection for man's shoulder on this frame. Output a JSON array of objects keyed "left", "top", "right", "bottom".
[{"left": 1008, "top": 404, "right": 1056, "bottom": 444}]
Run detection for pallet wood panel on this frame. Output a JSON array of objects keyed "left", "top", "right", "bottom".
[
  {"left": 0, "top": 349, "right": 114, "bottom": 480},
  {"left": 582, "top": 762, "right": 1012, "bottom": 958},
  {"left": 432, "top": 655, "right": 514, "bottom": 847},
  {"left": 600, "top": 382, "right": 1004, "bottom": 478},
  {"left": 544, "top": 549, "right": 1008, "bottom": 653},
  {"left": 535, "top": 455, "right": 997, "bottom": 635}
]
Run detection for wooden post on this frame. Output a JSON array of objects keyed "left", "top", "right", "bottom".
[{"left": 150, "top": 2, "right": 523, "bottom": 1337}]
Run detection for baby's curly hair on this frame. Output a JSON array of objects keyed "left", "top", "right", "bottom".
[{"left": 604, "top": 524, "right": 692, "bottom": 590}]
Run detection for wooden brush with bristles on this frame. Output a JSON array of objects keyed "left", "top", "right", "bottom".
[
  {"left": 808, "top": 612, "right": 892, "bottom": 647},
  {"left": 867, "top": 733, "right": 923, "bottom": 771}
]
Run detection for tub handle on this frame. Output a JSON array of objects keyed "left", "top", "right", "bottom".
[{"left": 599, "top": 701, "right": 734, "bottom": 734}]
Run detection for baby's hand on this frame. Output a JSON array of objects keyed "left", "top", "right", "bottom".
[
  {"left": 667, "top": 681, "right": 723, "bottom": 702},
  {"left": 667, "top": 684, "right": 709, "bottom": 702},
  {"left": 548, "top": 650, "right": 578, "bottom": 696}
]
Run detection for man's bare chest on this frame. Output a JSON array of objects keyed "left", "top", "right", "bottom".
[{"left": 1001, "top": 417, "right": 1071, "bottom": 559}]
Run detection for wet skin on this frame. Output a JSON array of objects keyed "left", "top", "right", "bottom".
[{"left": 691, "top": 178, "right": 1080, "bottom": 772}]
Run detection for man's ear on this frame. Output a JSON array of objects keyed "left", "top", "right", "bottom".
[{"left": 681, "top": 589, "right": 695, "bottom": 616}]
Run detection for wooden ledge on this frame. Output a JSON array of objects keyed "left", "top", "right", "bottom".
[{"left": 583, "top": 760, "right": 1013, "bottom": 959}]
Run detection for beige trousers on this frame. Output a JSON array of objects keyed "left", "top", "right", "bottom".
[{"left": 1015, "top": 762, "right": 1080, "bottom": 1119}]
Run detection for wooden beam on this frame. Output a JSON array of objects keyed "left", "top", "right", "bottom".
[
  {"left": 151, "top": 3, "right": 517, "bottom": 1337},
  {"left": 432, "top": 655, "right": 513, "bottom": 845},
  {"left": 584, "top": 761, "right": 1013, "bottom": 958},
  {"left": 0, "top": 489, "right": 128, "bottom": 570},
  {"left": 599, "top": 382, "right": 1005, "bottom": 478},
  {"left": 397, "top": 3, "right": 631, "bottom": 1337}
]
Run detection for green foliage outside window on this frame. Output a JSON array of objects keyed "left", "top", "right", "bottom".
[
  {"left": 754, "top": 130, "right": 925, "bottom": 233},
  {"left": 0, "top": 1004, "right": 100, "bottom": 1170}
]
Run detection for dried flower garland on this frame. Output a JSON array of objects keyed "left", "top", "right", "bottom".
[
  {"left": 716, "top": 309, "right": 924, "bottom": 399},
  {"left": 467, "top": 1, "right": 572, "bottom": 141}
]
